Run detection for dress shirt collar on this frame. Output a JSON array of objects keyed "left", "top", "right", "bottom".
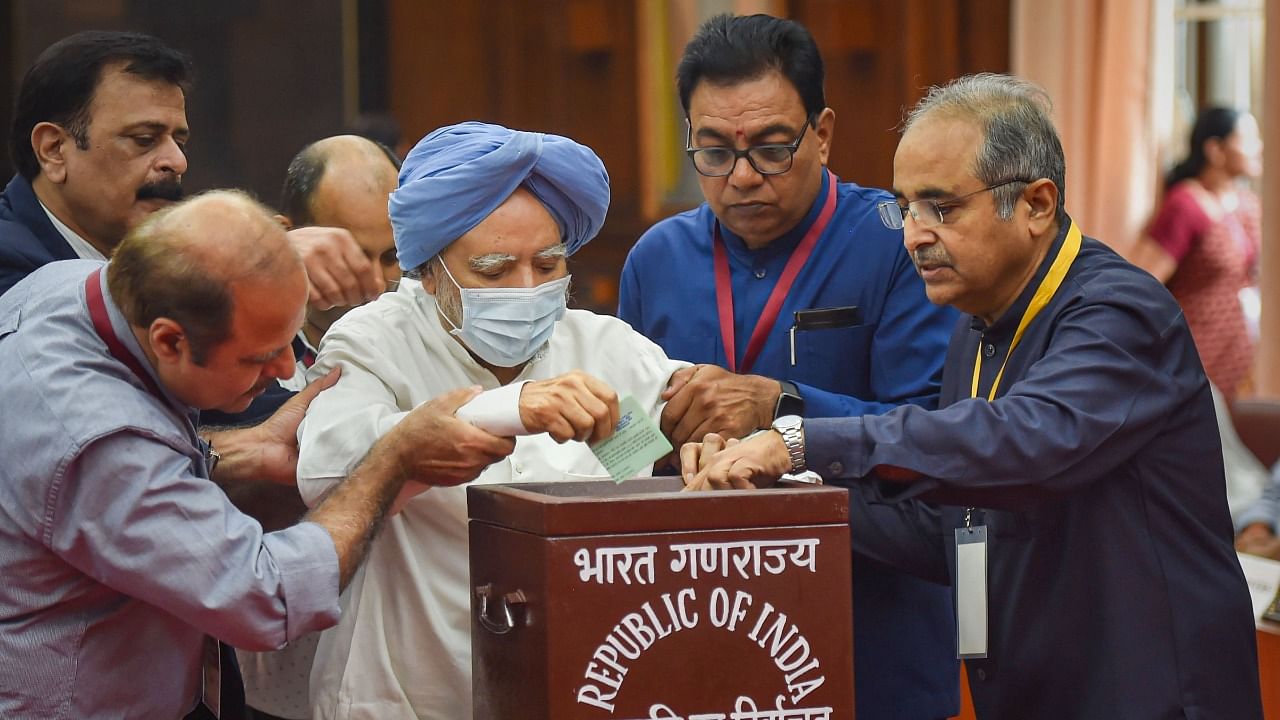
[{"left": 40, "top": 199, "right": 106, "bottom": 261}]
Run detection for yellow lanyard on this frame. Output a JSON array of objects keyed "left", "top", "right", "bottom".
[{"left": 970, "top": 221, "right": 1082, "bottom": 401}]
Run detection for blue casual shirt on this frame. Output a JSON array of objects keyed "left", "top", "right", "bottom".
[
  {"left": 620, "top": 171, "right": 961, "bottom": 719},
  {"left": 806, "top": 218, "right": 1262, "bottom": 719},
  {"left": 0, "top": 260, "right": 340, "bottom": 718},
  {"left": 620, "top": 170, "right": 959, "bottom": 418},
  {"left": 1236, "top": 464, "right": 1280, "bottom": 532}
]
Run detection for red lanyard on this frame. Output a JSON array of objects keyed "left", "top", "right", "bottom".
[
  {"left": 713, "top": 169, "right": 838, "bottom": 374},
  {"left": 85, "top": 267, "right": 167, "bottom": 401}
]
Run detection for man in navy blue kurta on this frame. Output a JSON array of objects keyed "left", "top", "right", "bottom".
[
  {"left": 684, "top": 73, "right": 1263, "bottom": 720},
  {"left": 619, "top": 15, "right": 960, "bottom": 719}
]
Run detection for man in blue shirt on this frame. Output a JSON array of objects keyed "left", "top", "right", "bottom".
[
  {"left": 618, "top": 14, "right": 960, "bottom": 719},
  {"left": 0, "top": 190, "right": 515, "bottom": 718},
  {"left": 683, "top": 73, "right": 1263, "bottom": 720}
]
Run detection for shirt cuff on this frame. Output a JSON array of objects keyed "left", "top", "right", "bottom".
[
  {"left": 263, "top": 521, "right": 341, "bottom": 641},
  {"left": 804, "top": 416, "right": 868, "bottom": 480},
  {"left": 456, "top": 381, "right": 531, "bottom": 436},
  {"left": 1235, "top": 503, "right": 1277, "bottom": 534}
]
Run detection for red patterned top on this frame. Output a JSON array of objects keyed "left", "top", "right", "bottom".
[{"left": 1149, "top": 181, "right": 1261, "bottom": 398}]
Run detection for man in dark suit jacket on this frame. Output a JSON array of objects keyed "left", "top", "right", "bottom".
[
  {"left": 1, "top": 31, "right": 393, "bottom": 431},
  {"left": 1, "top": 31, "right": 388, "bottom": 312}
]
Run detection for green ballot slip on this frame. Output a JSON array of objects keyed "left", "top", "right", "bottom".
[{"left": 589, "top": 396, "right": 672, "bottom": 483}]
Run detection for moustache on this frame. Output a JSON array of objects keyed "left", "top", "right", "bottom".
[
  {"left": 912, "top": 247, "right": 953, "bottom": 268},
  {"left": 136, "top": 177, "right": 185, "bottom": 202}
]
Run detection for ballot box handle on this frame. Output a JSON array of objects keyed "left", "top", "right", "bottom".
[{"left": 475, "top": 583, "right": 528, "bottom": 635}]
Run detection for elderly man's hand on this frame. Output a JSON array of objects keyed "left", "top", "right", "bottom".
[
  {"left": 519, "top": 371, "right": 620, "bottom": 445},
  {"left": 385, "top": 386, "right": 517, "bottom": 487},
  {"left": 660, "top": 364, "right": 779, "bottom": 449},
  {"left": 680, "top": 430, "right": 791, "bottom": 491},
  {"left": 287, "top": 226, "right": 385, "bottom": 310}
]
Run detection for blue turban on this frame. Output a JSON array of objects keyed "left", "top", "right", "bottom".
[{"left": 390, "top": 121, "right": 611, "bottom": 271}]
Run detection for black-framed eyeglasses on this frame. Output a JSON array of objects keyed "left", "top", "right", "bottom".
[
  {"left": 877, "top": 178, "right": 1035, "bottom": 230},
  {"left": 685, "top": 115, "right": 815, "bottom": 177}
]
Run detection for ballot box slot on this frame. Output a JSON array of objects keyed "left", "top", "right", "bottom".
[{"left": 468, "top": 478, "right": 849, "bottom": 537}]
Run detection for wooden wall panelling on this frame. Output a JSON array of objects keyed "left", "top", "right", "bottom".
[
  {"left": 794, "top": 0, "right": 1011, "bottom": 192},
  {"left": 388, "top": 0, "right": 641, "bottom": 312},
  {"left": 386, "top": 0, "right": 1010, "bottom": 311}
]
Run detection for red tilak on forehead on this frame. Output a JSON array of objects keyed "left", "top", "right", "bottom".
[{"left": 735, "top": 129, "right": 746, "bottom": 138}]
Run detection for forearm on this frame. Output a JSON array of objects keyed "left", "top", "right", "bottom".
[{"left": 304, "top": 442, "right": 406, "bottom": 588}]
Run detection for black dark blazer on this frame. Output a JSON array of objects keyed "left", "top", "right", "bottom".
[{"left": 0, "top": 174, "right": 77, "bottom": 298}]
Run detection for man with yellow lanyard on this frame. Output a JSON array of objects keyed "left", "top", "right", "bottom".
[{"left": 680, "top": 73, "right": 1262, "bottom": 719}]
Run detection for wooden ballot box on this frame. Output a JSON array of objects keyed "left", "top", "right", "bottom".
[{"left": 468, "top": 477, "right": 854, "bottom": 720}]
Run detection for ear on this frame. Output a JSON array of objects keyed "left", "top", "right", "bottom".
[
  {"left": 421, "top": 264, "right": 438, "bottom": 295},
  {"left": 147, "top": 317, "right": 189, "bottom": 366},
  {"left": 273, "top": 213, "right": 294, "bottom": 230},
  {"left": 30, "top": 122, "right": 72, "bottom": 184},
  {"left": 814, "top": 107, "right": 835, "bottom": 166},
  {"left": 1203, "top": 137, "right": 1227, "bottom": 167},
  {"left": 1023, "top": 179, "right": 1059, "bottom": 237}
]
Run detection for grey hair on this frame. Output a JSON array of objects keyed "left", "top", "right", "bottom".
[
  {"left": 904, "top": 73, "right": 1066, "bottom": 223},
  {"left": 411, "top": 243, "right": 568, "bottom": 280}
]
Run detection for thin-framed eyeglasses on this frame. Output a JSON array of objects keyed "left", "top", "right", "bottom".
[
  {"left": 877, "top": 178, "right": 1034, "bottom": 230},
  {"left": 685, "top": 115, "right": 815, "bottom": 177}
]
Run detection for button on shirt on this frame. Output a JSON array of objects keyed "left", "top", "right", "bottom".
[
  {"left": 0, "top": 261, "right": 341, "bottom": 719},
  {"left": 619, "top": 170, "right": 962, "bottom": 720},
  {"left": 804, "top": 220, "right": 1261, "bottom": 719}
]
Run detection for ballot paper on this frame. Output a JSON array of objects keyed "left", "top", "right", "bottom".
[{"left": 590, "top": 396, "right": 672, "bottom": 483}]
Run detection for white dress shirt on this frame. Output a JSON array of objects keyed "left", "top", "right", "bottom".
[{"left": 296, "top": 279, "right": 686, "bottom": 720}]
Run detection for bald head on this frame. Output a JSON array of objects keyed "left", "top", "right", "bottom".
[
  {"left": 281, "top": 134, "right": 400, "bottom": 226},
  {"left": 281, "top": 135, "right": 401, "bottom": 289},
  {"left": 108, "top": 189, "right": 305, "bottom": 362}
]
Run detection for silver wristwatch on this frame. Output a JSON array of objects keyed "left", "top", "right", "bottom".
[{"left": 772, "top": 414, "right": 806, "bottom": 474}]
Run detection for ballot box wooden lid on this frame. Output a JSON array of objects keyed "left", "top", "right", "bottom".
[{"left": 467, "top": 477, "right": 849, "bottom": 537}]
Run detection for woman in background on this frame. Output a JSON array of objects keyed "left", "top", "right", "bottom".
[{"left": 1143, "top": 107, "right": 1263, "bottom": 399}]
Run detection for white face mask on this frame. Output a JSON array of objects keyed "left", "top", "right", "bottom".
[{"left": 436, "top": 260, "right": 570, "bottom": 367}]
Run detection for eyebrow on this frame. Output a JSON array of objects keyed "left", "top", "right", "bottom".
[
  {"left": 469, "top": 253, "right": 516, "bottom": 273},
  {"left": 892, "top": 185, "right": 956, "bottom": 201},
  {"left": 122, "top": 121, "right": 190, "bottom": 140},
  {"left": 534, "top": 243, "right": 567, "bottom": 260},
  {"left": 468, "top": 243, "right": 567, "bottom": 272},
  {"left": 693, "top": 122, "right": 799, "bottom": 145},
  {"left": 244, "top": 346, "right": 287, "bottom": 364}
]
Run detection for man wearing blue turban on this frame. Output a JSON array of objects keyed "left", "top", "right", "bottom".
[{"left": 293, "top": 122, "right": 688, "bottom": 720}]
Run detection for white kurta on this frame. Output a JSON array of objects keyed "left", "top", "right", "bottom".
[{"left": 296, "top": 279, "right": 686, "bottom": 720}]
